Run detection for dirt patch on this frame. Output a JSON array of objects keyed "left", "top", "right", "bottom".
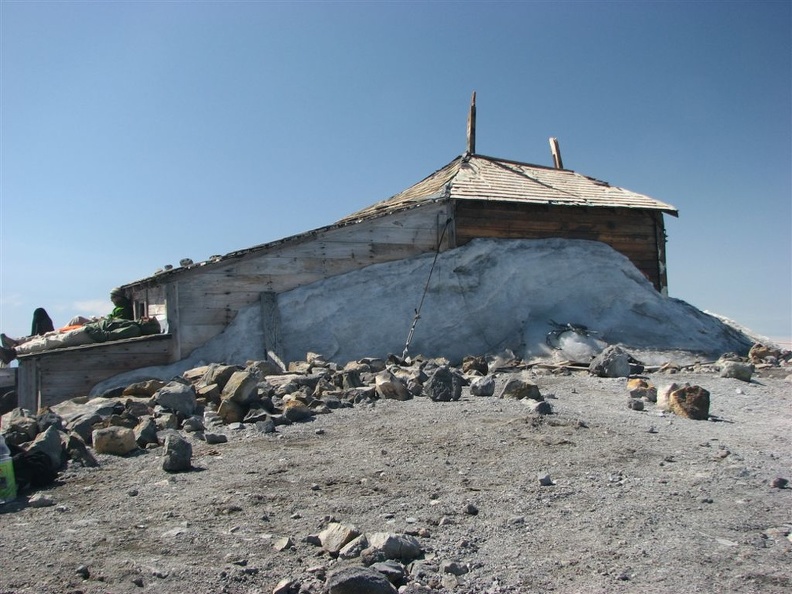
[{"left": 1, "top": 367, "right": 791, "bottom": 593}]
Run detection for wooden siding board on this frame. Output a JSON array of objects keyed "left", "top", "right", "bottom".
[
  {"left": 17, "top": 335, "right": 175, "bottom": 408},
  {"left": 455, "top": 201, "right": 662, "bottom": 290}
]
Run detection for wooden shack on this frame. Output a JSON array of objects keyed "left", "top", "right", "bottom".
[{"left": 15, "top": 102, "right": 677, "bottom": 409}]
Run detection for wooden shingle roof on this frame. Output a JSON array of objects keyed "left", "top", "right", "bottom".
[{"left": 340, "top": 153, "right": 678, "bottom": 223}]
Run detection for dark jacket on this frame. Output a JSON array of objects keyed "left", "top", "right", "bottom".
[{"left": 31, "top": 308, "right": 54, "bottom": 336}]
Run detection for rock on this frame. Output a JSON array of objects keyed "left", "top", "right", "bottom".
[
  {"left": 272, "top": 578, "right": 299, "bottom": 594},
  {"left": 627, "top": 398, "right": 644, "bottom": 411},
  {"left": 134, "top": 417, "right": 159, "bottom": 448},
  {"left": 162, "top": 434, "right": 192, "bottom": 472},
  {"left": 182, "top": 416, "right": 205, "bottom": 433},
  {"left": 627, "top": 378, "right": 657, "bottom": 402},
  {"left": 282, "top": 401, "right": 314, "bottom": 423},
  {"left": 461, "top": 355, "right": 488, "bottom": 375},
  {"left": 749, "top": 343, "right": 781, "bottom": 364},
  {"left": 36, "top": 407, "right": 64, "bottom": 433},
  {"left": 221, "top": 371, "right": 259, "bottom": 405},
  {"left": 255, "top": 419, "right": 276, "bottom": 434},
  {"left": 657, "top": 382, "right": 686, "bottom": 411},
  {"left": 440, "top": 560, "right": 469, "bottom": 576},
  {"left": 370, "top": 561, "right": 406, "bottom": 586},
  {"left": 65, "top": 412, "right": 102, "bottom": 444},
  {"left": 217, "top": 399, "right": 245, "bottom": 424},
  {"left": 538, "top": 473, "right": 554, "bottom": 486},
  {"left": 272, "top": 536, "right": 294, "bottom": 551},
  {"left": 123, "top": 379, "right": 166, "bottom": 397},
  {"left": 325, "top": 566, "right": 398, "bottom": 594},
  {"left": 526, "top": 400, "right": 552, "bottom": 415},
  {"left": 28, "top": 493, "right": 55, "bottom": 508},
  {"left": 27, "top": 425, "right": 66, "bottom": 471},
  {"left": 67, "top": 433, "right": 99, "bottom": 467},
  {"left": 668, "top": 385, "right": 710, "bottom": 420},
  {"left": 4, "top": 408, "right": 39, "bottom": 441},
  {"left": 92, "top": 426, "right": 137, "bottom": 456},
  {"left": 154, "top": 412, "right": 179, "bottom": 430},
  {"left": 770, "top": 477, "right": 788, "bottom": 489},
  {"left": 246, "top": 358, "right": 284, "bottom": 377},
  {"left": 462, "top": 502, "right": 479, "bottom": 515},
  {"left": 317, "top": 522, "right": 361, "bottom": 555},
  {"left": 339, "top": 534, "right": 369, "bottom": 559},
  {"left": 470, "top": 375, "right": 495, "bottom": 396},
  {"left": 204, "top": 432, "right": 228, "bottom": 444},
  {"left": 375, "top": 371, "right": 412, "bottom": 401},
  {"left": 152, "top": 382, "right": 197, "bottom": 417},
  {"left": 718, "top": 361, "right": 754, "bottom": 382},
  {"left": 367, "top": 533, "right": 422, "bottom": 563},
  {"left": 497, "top": 377, "right": 542, "bottom": 401},
  {"left": 588, "top": 345, "right": 632, "bottom": 378},
  {"left": 200, "top": 364, "right": 242, "bottom": 391},
  {"left": 423, "top": 366, "right": 463, "bottom": 402}
]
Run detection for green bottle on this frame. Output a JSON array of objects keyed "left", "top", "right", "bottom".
[{"left": 0, "top": 433, "right": 16, "bottom": 503}]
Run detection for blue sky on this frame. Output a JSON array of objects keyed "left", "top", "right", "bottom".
[{"left": 1, "top": 1, "right": 790, "bottom": 343}]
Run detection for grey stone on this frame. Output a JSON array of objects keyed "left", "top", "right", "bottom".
[
  {"left": 162, "top": 434, "right": 192, "bottom": 472},
  {"left": 182, "top": 416, "right": 205, "bottom": 432},
  {"left": 627, "top": 398, "right": 645, "bottom": 411},
  {"left": 200, "top": 364, "right": 242, "bottom": 391},
  {"left": 588, "top": 345, "right": 631, "bottom": 378},
  {"left": 366, "top": 533, "right": 422, "bottom": 562},
  {"left": 526, "top": 399, "right": 552, "bottom": 415},
  {"left": 325, "top": 566, "right": 398, "bottom": 594},
  {"left": 470, "top": 375, "right": 495, "bottom": 396},
  {"left": 255, "top": 419, "right": 276, "bottom": 434},
  {"left": 719, "top": 361, "right": 754, "bottom": 382},
  {"left": 204, "top": 432, "right": 228, "bottom": 444},
  {"left": 27, "top": 425, "right": 66, "bottom": 471},
  {"left": 339, "top": 534, "right": 369, "bottom": 559},
  {"left": 370, "top": 561, "right": 407, "bottom": 586},
  {"left": 153, "top": 382, "right": 197, "bottom": 417},
  {"left": 133, "top": 417, "right": 159, "bottom": 448},
  {"left": 66, "top": 412, "right": 102, "bottom": 444},
  {"left": 440, "top": 560, "right": 469, "bottom": 576},
  {"left": 423, "top": 366, "right": 463, "bottom": 402}
]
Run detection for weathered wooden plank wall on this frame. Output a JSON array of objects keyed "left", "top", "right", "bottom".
[
  {"left": 145, "top": 203, "right": 452, "bottom": 357},
  {"left": 18, "top": 335, "right": 174, "bottom": 409},
  {"left": 454, "top": 201, "right": 664, "bottom": 291}
]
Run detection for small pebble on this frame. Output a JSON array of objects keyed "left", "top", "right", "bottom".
[
  {"left": 29, "top": 494, "right": 55, "bottom": 508},
  {"left": 770, "top": 477, "right": 788, "bottom": 489},
  {"left": 538, "top": 473, "right": 554, "bottom": 486},
  {"left": 75, "top": 565, "right": 90, "bottom": 579}
]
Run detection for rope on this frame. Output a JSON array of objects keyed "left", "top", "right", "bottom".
[{"left": 402, "top": 218, "right": 451, "bottom": 359}]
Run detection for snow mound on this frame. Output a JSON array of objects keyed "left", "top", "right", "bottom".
[{"left": 277, "top": 238, "right": 752, "bottom": 363}]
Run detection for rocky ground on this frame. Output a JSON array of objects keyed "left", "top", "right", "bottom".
[{"left": 0, "top": 353, "right": 791, "bottom": 594}]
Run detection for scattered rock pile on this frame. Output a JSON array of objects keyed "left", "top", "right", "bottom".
[{"left": 1, "top": 341, "right": 791, "bottom": 592}]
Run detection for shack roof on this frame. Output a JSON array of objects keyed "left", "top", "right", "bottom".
[
  {"left": 124, "top": 152, "right": 677, "bottom": 288},
  {"left": 340, "top": 153, "right": 678, "bottom": 223}
]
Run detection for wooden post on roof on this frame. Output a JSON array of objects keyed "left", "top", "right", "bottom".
[
  {"left": 466, "top": 91, "right": 476, "bottom": 154},
  {"left": 549, "top": 137, "right": 564, "bottom": 169}
]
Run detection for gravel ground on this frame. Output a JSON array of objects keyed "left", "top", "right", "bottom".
[{"left": 1, "top": 364, "right": 790, "bottom": 594}]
